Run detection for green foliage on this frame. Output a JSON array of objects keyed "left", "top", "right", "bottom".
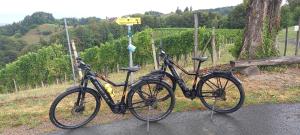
[
  {"left": 0, "top": 7, "right": 247, "bottom": 92},
  {"left": 0, "top": 36, "right": 27, "bottom": 68},
  {"left": 281, "top": 5, "right": 292, "bottom": 27},
  {"left": 159, "top": 29, "right": 193, "bottom": 60},
  {"left": 280, "top": 2, "right": 300, "bottom": 27},
  {"left": 50, "top": 20, "right": 126, "bottom": 51},
  {"left": 195, "top": 6, "right": 235, "bottom": 16},
  {"left": 229, "top": 30, "right": 244, "bottom": 58},
  {"left": 226, "top": 4, "right": 247, "bottom": 29},
  {"left": 81, "top": 29, "right": 153, "bottom": 72},
  {"left": 0, "top": 27, "right": 241, "bottom": 93},
  {"left": 0, "top": 6, "right": 242, "bottom": 67},
  {"left": 258, "top": 20, "right": 279, "bottom": 58},
  {"left": 157, "top": 28, "right": 242, "bottom": 60},
  {"left": 0, "top": 44, "right": 70, "bottom": 93}
]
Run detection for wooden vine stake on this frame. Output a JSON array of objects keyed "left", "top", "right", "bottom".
[
  {"left": 71, "top": 40, "right": 83, "bottom": 79},
  {"left": 211, "top": 27, "right": 217, "bottom": 66},
  {"left": 151, "top": 32, "right": 158, "bottom": 70},
  {"left": 284, "top": 26, "right": 288, "bottom": 56},
  {"left": 295, "top": 18, "right": 300, "bottom": 56},
  {"left": 193, "top": 13, "right": 199, "bottom": 72},
  {"left": 13, "top": 79, "right": 18, "bottom": 93}
]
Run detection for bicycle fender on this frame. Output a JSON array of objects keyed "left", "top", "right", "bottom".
[
  {"left": 147, "top": 70, "right": 177, "bottom": 90},
  {"left": 65, "top": 86, "right": 102, "bottom": 100}
]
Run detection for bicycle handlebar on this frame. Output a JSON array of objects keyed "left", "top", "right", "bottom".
[{"left": 76, "top": 57, "right": 91, "bottom": 71}]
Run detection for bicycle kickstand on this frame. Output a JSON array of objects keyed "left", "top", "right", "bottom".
[
  {"left": 147, "top": 106, "right": 150, "bottom": 133},
  {"left": 210, "top": 98, "right": 217, "bottom": 120}
]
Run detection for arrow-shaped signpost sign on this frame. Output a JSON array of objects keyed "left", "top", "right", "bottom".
[
  {"left": 116, "top": 17, "right": 141, "bottom": 25},
  {"left": 116, "top": 17, "right": 141, "bottom": 83}
]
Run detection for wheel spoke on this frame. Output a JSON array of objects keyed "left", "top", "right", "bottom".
[
  {"left": 128, "top": 81, "right": 174, "bottom": 122},
  {"left": 147, "top": 83, "right": 153, "bottom": 96},
  {"left": 131, "top": 105, "right": 148, "bottom": 109},
  {"left": 200, "top": 76, "right": 244, "bottom": 113},
  {"left": 216, "top": 77, "right": 222, "bottom": 88},
  {"left": 156, "top": 95, "right": 170, "bottom": 102},
  {"left": 132, "top": 100, "right": 145, "bottom": 105},
  {"left": 223, "top": 79, "right": 229, "bottom": 89},
  {"left": 153, "top": 85, "right": 160, "bottom": 97},
  {"left": 137, "top": 88, "right": 151, "bottom": 98},
  {"left": 204, "top": 81, "right": 217, "bottom": 90},
  {"left": 207, "top": 80, "right": 219, "bottom": 89},
  {"left": 51, "top": 89, "right": 99, "bottom": 128},
  {"left": 225, "top": 84, "right": 236, "bottom": 91}
]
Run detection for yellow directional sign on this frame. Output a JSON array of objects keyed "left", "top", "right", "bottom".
[{"left": 116, "top": 17, "right": 141, "bottom": 25}]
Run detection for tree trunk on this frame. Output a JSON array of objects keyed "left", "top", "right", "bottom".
[
  {"left": 211, "top": 27, "right": 217, "bottom": 66},
  {"left": 266, "top": 0, "right": 282, "bottom": 52},
  {"left": 239, "top": 0, "right": 282, "bottom": 60}
]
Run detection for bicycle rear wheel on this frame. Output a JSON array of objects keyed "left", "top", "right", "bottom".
[
  {"left": 127, "top": 80, "right": 175, "bottom": 122},
  {"left": 49, "top": 87, "right": 100, "bottom": 129},
  {"left": 198, "top": 74, "right": 244, "bottom": 113}
]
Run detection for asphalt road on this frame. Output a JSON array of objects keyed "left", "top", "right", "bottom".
[{"left": 49, "top": 104, "right": 300, "bottom": 135}]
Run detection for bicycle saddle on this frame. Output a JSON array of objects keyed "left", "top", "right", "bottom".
[
  {"left": 192, "top": 56, "right": 208, "bottom": 62},
  {"left": 120, "top": 66, "right": 140, "bottom": 72}
]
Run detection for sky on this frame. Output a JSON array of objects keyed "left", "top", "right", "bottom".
[{"left": 0, "top": 0, "right": 244, "bottom": 24}]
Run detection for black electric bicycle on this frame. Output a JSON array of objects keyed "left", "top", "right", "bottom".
[
  {"left": 49, "top": 58, "right": 175, "bottom": 129},
  {"left": 148, "top": 50, "right": 245, "bottom": 113}
]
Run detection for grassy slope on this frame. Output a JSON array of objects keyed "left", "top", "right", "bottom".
[
  {"left": 20, "top": 24, "right": 61, "bottom": 45},
  {"left": 13, "top": 24, "right": 63, "bottom": 56}
]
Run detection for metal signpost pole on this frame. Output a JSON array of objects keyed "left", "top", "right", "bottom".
[
  {"left": 115, "top": 17, "right": 140, "bottom": 84},
  {"left": 64, "top": 18, "right": 76, "bottom": 85},
  {"left": 128, "top": 24, "right": 134, "bottom": 83}
]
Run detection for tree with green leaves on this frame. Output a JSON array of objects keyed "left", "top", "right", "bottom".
[{"left": 227, "top": 4, "right": 246, "bottom": 29}]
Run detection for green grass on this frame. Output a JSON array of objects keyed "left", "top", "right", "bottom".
[
  {"left": 0, "top": 83, "right": 71, "bottom": 131},
  {"left": 20, "top": 24, "right": 61, "bottom": 45},
  {"left": 245, "top": 86, "right": 300, "bottom": 105}
]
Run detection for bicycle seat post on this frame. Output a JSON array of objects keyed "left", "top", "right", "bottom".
[
  {"left": 124, "top": 71, "right": 132, "bottom": 87},
  {"left": 196, "top": 61, "right": 202, "bottom": 75}
]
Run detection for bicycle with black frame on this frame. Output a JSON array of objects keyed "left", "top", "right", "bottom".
[
  {"left": 49, "top": 57, "right": 175, "bottom": 129},
  {"left": 148, "top": 49, "right": 245, "bottom": 113}
]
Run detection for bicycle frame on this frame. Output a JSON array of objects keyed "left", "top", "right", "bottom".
[
  {"left": 78, "top": 70, "right": 132, "bottom": 114},
  {"left": 160, "top": 56, "right": 203, "bottom": 99}
]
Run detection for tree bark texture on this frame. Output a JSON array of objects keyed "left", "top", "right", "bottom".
[{"left": 239, "top": 0, "right": 282, "bottom": 60}]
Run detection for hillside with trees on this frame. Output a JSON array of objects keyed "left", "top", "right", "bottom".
[
  {"left": 0, "top": 2, "right": 298, "bottom": 68},
  {"left": 0, "top": 6, "right": 237, "bottom": 68}
]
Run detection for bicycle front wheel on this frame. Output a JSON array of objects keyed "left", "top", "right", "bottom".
[
  {"left": 198, "top": 74, "right": 244, "bottom": 113},
  {"left": 49, "top": 87, "right": 100, "bottom": 129},
  {"left": 127, "top": 80, "right": 175, "bottom": 122}
]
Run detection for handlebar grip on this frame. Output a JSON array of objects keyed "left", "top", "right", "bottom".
[{"left": 76, "top": 57, "right": 82, "bottom": 61}]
